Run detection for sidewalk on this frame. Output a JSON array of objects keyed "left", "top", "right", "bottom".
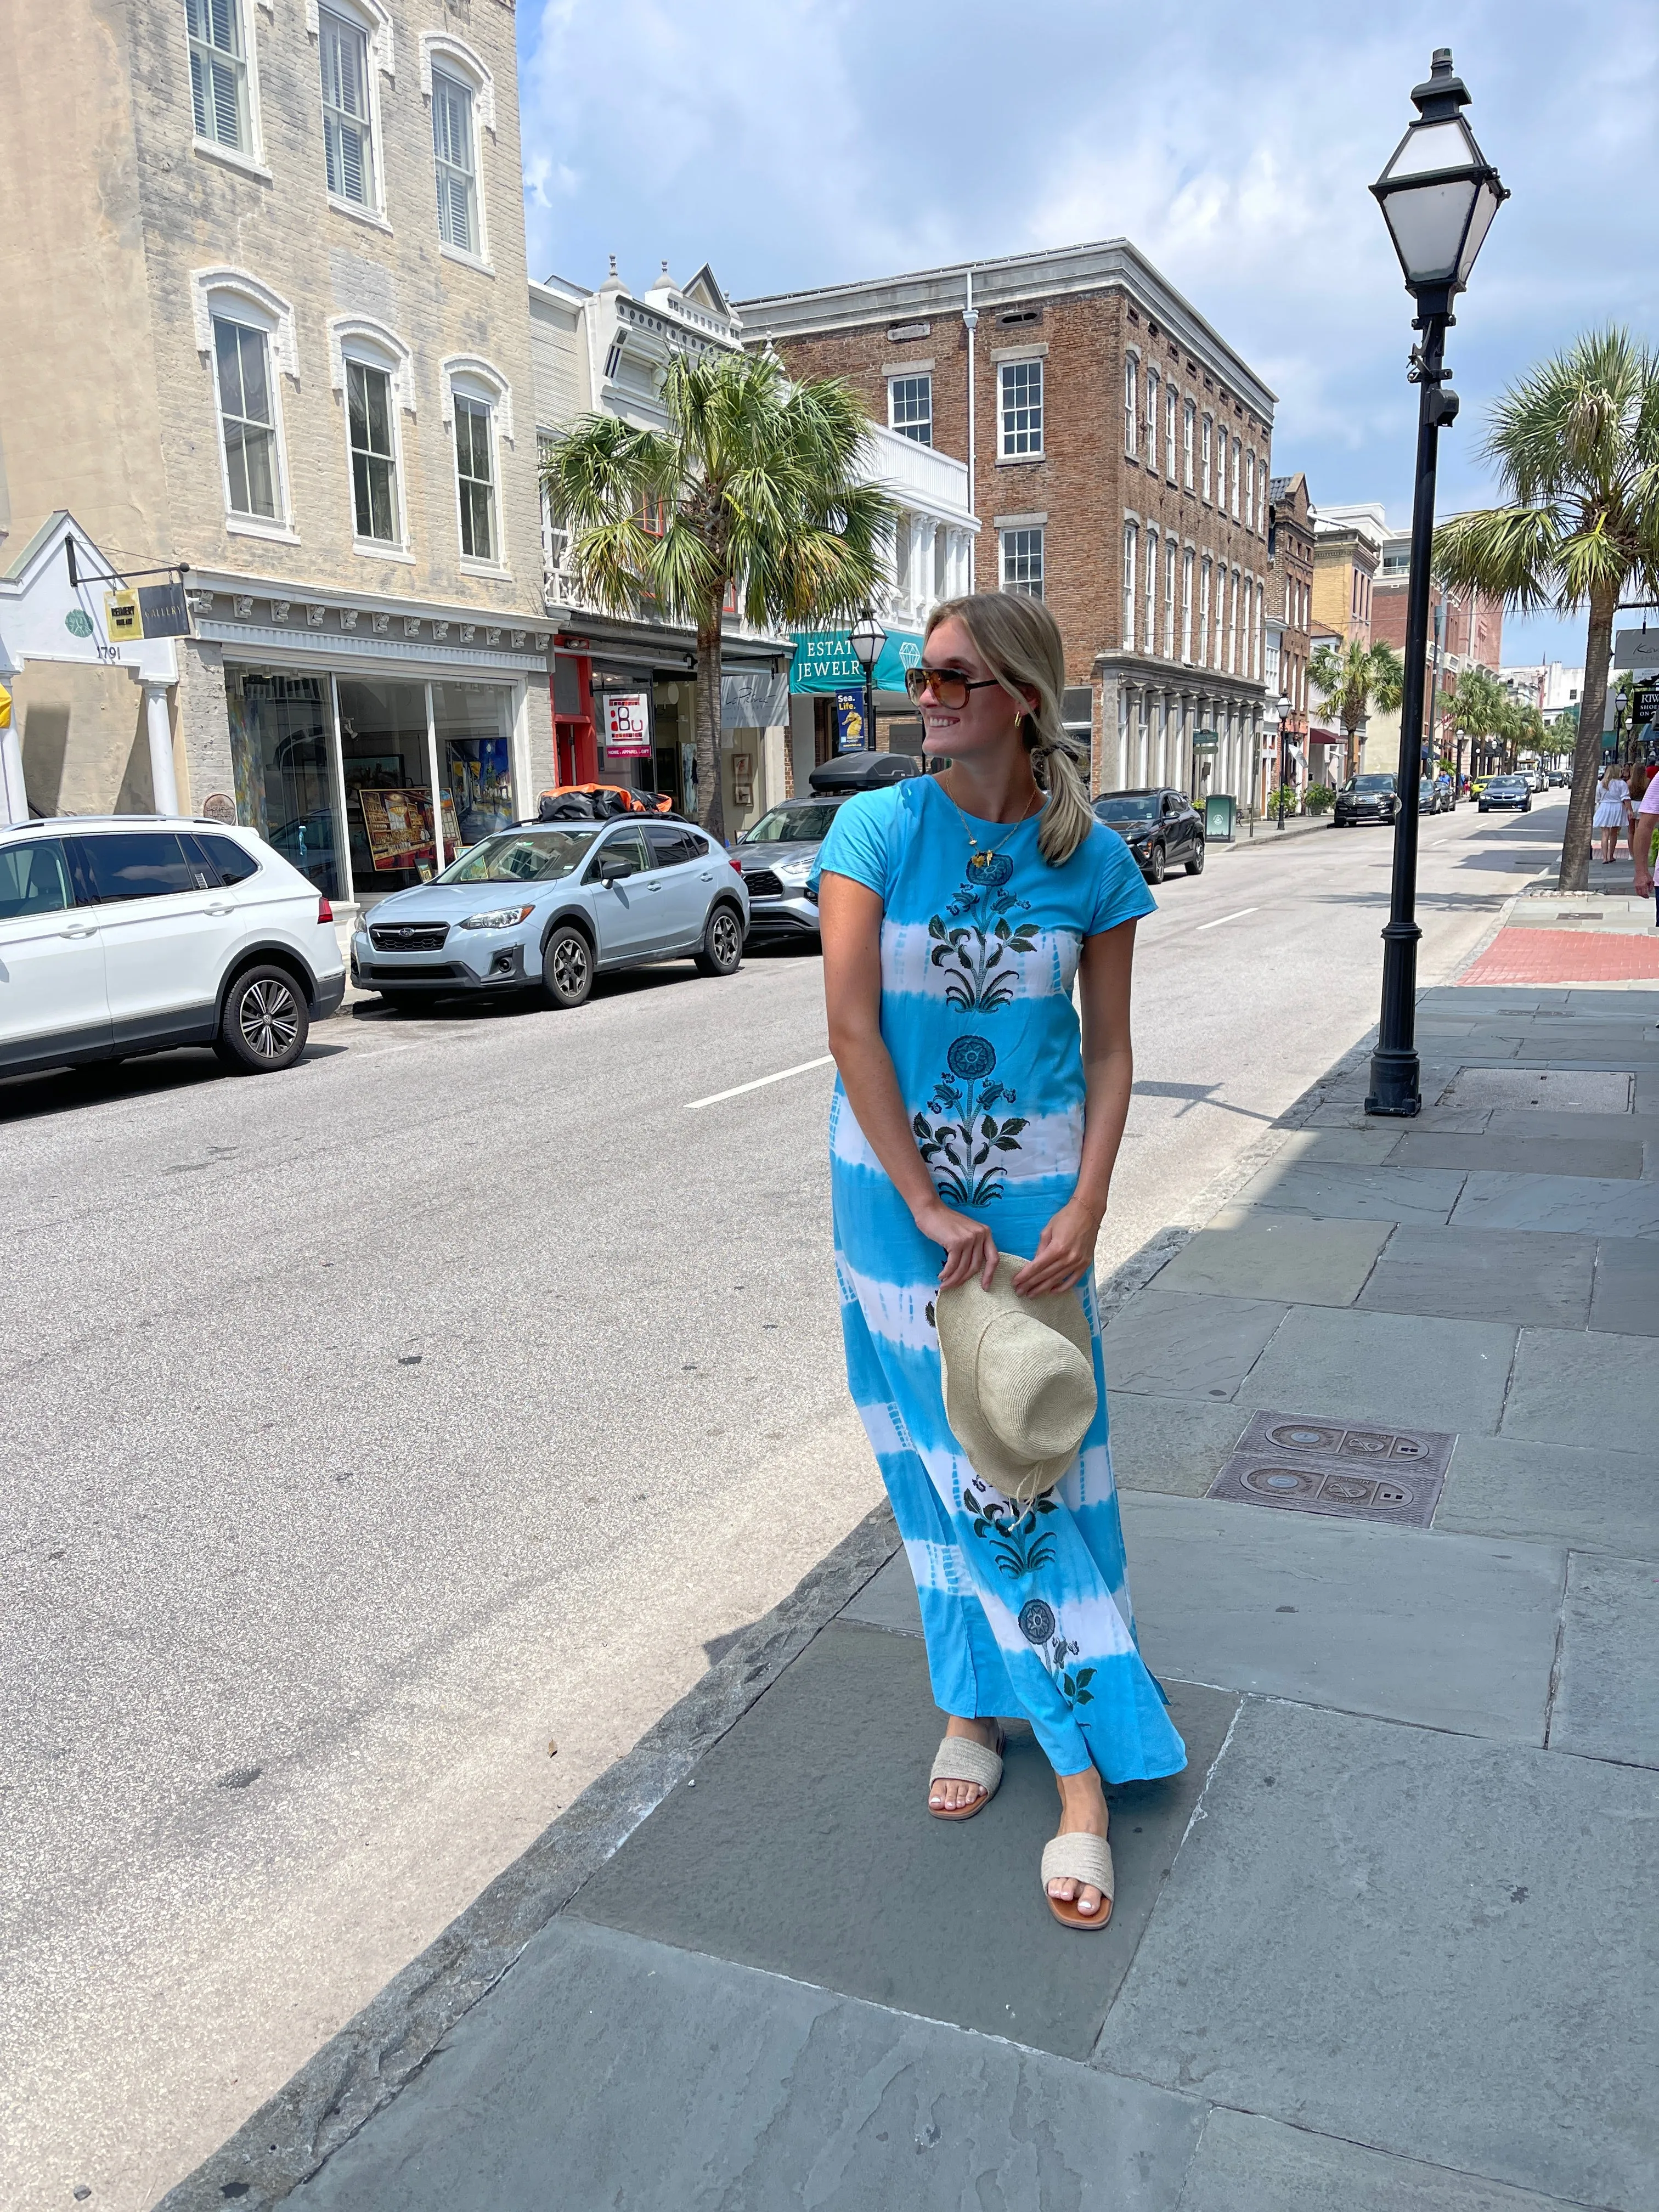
[{"left": 160, "top": 966, "right": 1659, "bottom": 2209}]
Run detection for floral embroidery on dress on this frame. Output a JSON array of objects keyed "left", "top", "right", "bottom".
[
  {"left": 926, "top": 850, "right": 1039, "bottom": 1012},
  {"left": 1016, "top": 1598, "right": 1096, "bottom": 1707},
  {"left": 966, "top": 1490, "right": 1059, "bottom": 1577},
  {"left": 912, "top": 1035, "right": 1026, "bottom": 1206}
]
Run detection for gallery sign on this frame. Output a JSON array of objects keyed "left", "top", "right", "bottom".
[{"left": 603, "top": 691, "right": 652, "bottom": 758}]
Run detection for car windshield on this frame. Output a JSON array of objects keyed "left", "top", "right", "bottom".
[
  {"left": 437, "top": 828, "right": 602, "bottom": 884},
  {"left": 1096, "top": 794, "right": 1159, "bottom": 822},
  {"left": 739, "top": 804, "right": 842, "bottom": 844},
  {"left": 1349, "top": 775, "right": 1396, "bottom": 793}
]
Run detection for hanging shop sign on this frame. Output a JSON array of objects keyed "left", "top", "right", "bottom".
[
  {"left": 789, "top": 628, "right": 923, "bottom": 696},
  {"left": 105, "top": 589, "right": 142, "bottom": 642},
  {"left": 834, "top": 689, "right": 867, "bottom": 751},
  {"left": 603, "top": 691, "right": 652, "bottom": 758},
  {"left": 1632, "top": 682, "right": 1659, "bottom": 726}
]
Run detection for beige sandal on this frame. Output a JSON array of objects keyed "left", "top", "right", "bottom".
[
  {"left": 1041, "top": 1831, "right": 1114, "bottom": 1929},
  {"left": 927, "top": 1726, "right": 1005, "bottom": 1820}
]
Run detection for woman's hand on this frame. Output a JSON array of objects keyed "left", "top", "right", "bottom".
[
  {"left": 915, "top": 1198, "right": 1001, "bottom": 1291},
  {"left": 1012, "top": 1198, "right": 1103, "bottom": 1296}
]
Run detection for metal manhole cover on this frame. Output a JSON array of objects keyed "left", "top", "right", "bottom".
[{"left": 1208, "top": 1410, "right": 1454, "bottom": 1527}]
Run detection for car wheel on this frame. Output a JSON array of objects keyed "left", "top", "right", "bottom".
[
  {"left": 1144, "top": 841, "right": 1166, "bottom": 884},
  {"left": 1185, "top": 840, "right": 1205, "bottom": 875},
  {"left": 216, "top": 964, "right": 309, "bottom": 1074},
  {"left": 694, "top": 902, "right": 745, "bottom": 977},
  {"left": 543, "top": 923, "right": 595, "bottom": 1009}
]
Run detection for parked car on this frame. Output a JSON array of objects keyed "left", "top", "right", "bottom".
[
  {"left": 1436, "top": 773, "right": 1457, "bottom": 810},
  {"left": 351, "top": 816, "right": 749, "bottom": 1011},
  {"left": 806, "top": 751, "right": 922, "bottom": 794},
  {"left": 1092, "top": 788, "right": 1205, "bottom": 882},
  {"left": 0, "top": 816, "right": 345, "bottom": 1081},
  {"left": 731, "top": 796, "right": 851, "bottom": 942},
  {"left": 1419, "top": 777, "right": 1444, "bottom": 816},
  {"left": 1478, "top": 775, "right": 1532, "bottom": 813},
  {"left": 1547, "top": 770, "right": 1570, "bottom": 787},
  {"left": 1334, "top": 772, "right": 1400, "bottom": 826}
]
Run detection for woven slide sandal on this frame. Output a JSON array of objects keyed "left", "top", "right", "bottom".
[
  {"left": 1040, "top": 1831, "right": 1115, "bottom": 1929},
  {"left": 927, "top": 1727, "right": 1005, "bottom": 1820}
]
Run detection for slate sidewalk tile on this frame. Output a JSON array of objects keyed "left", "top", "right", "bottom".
[
  {"left": 1233, "top": 1159, "right": 1466, "bottom": 1226},
  {"left": 1176, "top": 2107, "right": 1589, "bottom": 2212},
  {"left": 1501, "top": 1330, "right": 1653, "bottom": 1453},
  {"left": 1549, "top": 1552, "right": 1659, "bottom": 1770},
  {"left": 300, "top": 1921, "right": 1207, "bottom": 2212},
  {"left": 1153, "top": 1208, "right": 1389, "bottom": 1307},
  {"left": 1356, "top": 1226, "right": 1595, "bottom": 1330},
  {"left": 1435, "top": 1436, "right": 1659, "bottom": 1560},
  {"left": 1094, "top": 1701, "right": 1659, "bottom": 2211},
  {"left": 1233, "top": 1305, "right": 1516, "bottom": 1435},
  {"left": 1588, "top": 1238, "right": 1659, "bottom": 1336},
  {"left": 1099, "top": 1287, "right": 1288, "bottom": 1402},
  {"left": 1451, "top": 1172, "right": 1659, "bottom": 1237},
  {"left": 1391, "top": 1131, "right": 1644, "bottom": 1180}
]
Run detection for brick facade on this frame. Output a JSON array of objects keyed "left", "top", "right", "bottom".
[{"left": 1265, "top": 472, "right": 1315, "bottom": 798}]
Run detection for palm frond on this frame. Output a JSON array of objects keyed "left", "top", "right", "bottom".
[{"left": 1434, "top": 506, "right": 1561, "bottom": 612}]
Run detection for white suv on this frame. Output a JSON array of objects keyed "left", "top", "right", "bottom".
[{"left": 0, "top": 817, "right": 346, "bottom": 1080}]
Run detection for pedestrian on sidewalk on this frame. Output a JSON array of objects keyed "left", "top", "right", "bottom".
[
  {"left": 1626, "top": 763, "right": 1652, "bottom": 861},
  {"left": 1593, "top": 763, "right": 1630, "bottom": 865},
  {"left": 1632, "top": 767, "right": 1659, "bottom": 924},
  {"left": 814, "top": 590, "right": 1185, "bottom": 1934}
]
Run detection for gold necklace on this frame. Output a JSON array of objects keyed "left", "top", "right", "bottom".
[{"left": 939, "top": 773, "right": 1041, "bottom": 876}]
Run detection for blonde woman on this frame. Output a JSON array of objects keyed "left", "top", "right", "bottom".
[
  {"left": 1594, "top": 763, "right": 1630, "bottom": 865},
  {"left": 814, "top": 591, "right": 1184, "bottom": 1931}
]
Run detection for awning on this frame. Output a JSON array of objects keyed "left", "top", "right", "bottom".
[{"left": 789, "top": 627, "right": 924, "bottom": 696}]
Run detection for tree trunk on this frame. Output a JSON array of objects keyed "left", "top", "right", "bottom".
[
  {"left": 695, "top": 619, "right": 727, "bottom": 847},
  {"left": 1560, "top": 590, "right": 1618, "bottom": 894}
]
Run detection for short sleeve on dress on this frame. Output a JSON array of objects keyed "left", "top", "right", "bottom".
[
  {"left": 1085, "top": 825, "right": 1158, "bottom": 937},
  {"left": 809, "top": 786, "right": 905, "bottom": 904}
]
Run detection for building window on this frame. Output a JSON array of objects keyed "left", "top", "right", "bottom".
[
  {"left": 1243, "top": 577, "right": 1254, "bottom": 678},
  {"left": 1122, "top": 521, "right": 1138, "bottom": 651},
  {"left": 1183, "top": 400, "right": 1195, "bottom": 490},
  {"left": 1165, "top": 387, "right": 1177, "bottom": 479},
  {"left": 1146, "top": 367, "right": 1160, "bottom": 464},
  {"left": 454, "top": 393, "right": 496, "bottom": 562},
  {"left": 1199, "top": 557, "right": 1212, "bottom": 667},
  {"left": 431, "top": 69, "right": 478, "bottom": 253},
  {"left": 213, "top": 317, "right": 279, "bottom": 519},
  {"left": 187, "top": 0, "right": 250, "bottom": 151},
  {"left": 1245, "top": 452, "right": 1255, "bottom": 533},
  {"left": 1000, "top": 526, "right": 1043, "bottom": 597},
  {"left": 320, "top": 8, "right": 376, "bottom": 208},
  {"left": 539, "top": 433, "right": 567, "bottom": 580},
  {"left": 1228, "top": 567, "right": 1239, "bottom": 673},
  {"left": 347, "top": 359, "right": 398, "bottom": 543},
  {"left": 1000, "top": 359, "right": 1043, "bottom": 457},
  {"left": 1231, "top": 437, "right": 1242, "bottom": 520},
  {"left": 1182, "top": 548, "right": 1195, "bottom": 663},
  {"left": 1201, "top": 416, "right": 1212, "bottom": 501},
  {"left": 889, "top": 374, "right": 932, "bottom": 445},
  {"left": 1123, "top": 354, "right": 1138, "bottom": 459},
  {"left": 1164, "top": 539, "right": 1177, "bottom": 658},
  {"left": 1146, "top": 528, "right": 1158, "bottom": 656}
]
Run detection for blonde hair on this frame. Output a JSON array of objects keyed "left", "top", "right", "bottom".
[{"left": 923, "top": 591, "right": 1094, "bottom": 866}]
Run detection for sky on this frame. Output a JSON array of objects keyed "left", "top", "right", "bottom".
[{"left": 517, "top": 0, "right": 1658, "bottom": 671}]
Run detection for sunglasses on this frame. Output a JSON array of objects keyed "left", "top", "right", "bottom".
[{"left": 903, "top": 665, "right": 1005, "bottom": 710}]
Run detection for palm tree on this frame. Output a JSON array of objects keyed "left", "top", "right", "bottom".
[
  {"left": 1448, "top": 665, "right": 1509, "bottom": 780},
  {"left": 541, "top": 351, "right": 896, "bottom": 843},
  {"left": 1434, "top": 329, "right": 1659, "bottom": 890},
  {"left": 1307, "top": 637, "right": 1406, "bottom": 771}
]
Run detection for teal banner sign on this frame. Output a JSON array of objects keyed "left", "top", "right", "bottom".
[{"left": 789, "top": 627, "right": 924, "bottom": 696}]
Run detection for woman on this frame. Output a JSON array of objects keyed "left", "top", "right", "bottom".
[
  {"left": 815, "top": 591, "right": 1185, "bottom": 1932},
  {"left": 1594, "top": 763, "right": 1631, "bottom": 865},
  {"left": 1626, "top": 764, "right": 1652, "bottom": 862}
]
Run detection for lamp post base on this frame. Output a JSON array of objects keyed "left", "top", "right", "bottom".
[{"left": 1365, "top": 1045, "right": 1423, "bottom": 1117}]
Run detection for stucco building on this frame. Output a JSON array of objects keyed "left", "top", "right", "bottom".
[
  {"left": 736, "top": 240, "right": 1275, "bottom": 806},
  {"left": 0, "top": 0, "right": 551, "bottom": 912}
]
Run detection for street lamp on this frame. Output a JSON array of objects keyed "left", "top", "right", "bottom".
[
  {"left": 1364, "top": 49, "right": 1506, "bottom": 1118},
  {"left": 1273, "top": 695, "right": 1293, "bottom": 830},
  {"left": 849, "top": 606, "right": 887, "bottom": 755}
]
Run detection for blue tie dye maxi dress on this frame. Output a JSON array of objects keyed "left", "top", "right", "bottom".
[{"left": 813, "top": 775, "right": 1187, "bottom": 1785}]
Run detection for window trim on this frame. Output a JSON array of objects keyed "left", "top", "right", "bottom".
[
  {"left": 192, "top": 268, "right": 298, "bottom": 538},
  {"left": 329, "top": 317, "right": 414, "bottom": 556},
  {"left": 185, "top": 0, "right": 268, "bottom": 166},
  {"left": 1181, "top": 546, "right": 1195, "bottom": 664},
  {"left": 1124, "top": 348, "right": 1139, "bottom": 461},
  {"left": 887, "top": 371, "right": 933, "bottom": 447},
  {"left": 997, "top": 357, "right": 1044, "bottom": 460},
  {"left": 1165, "top": 385, "right": 1178, "bottom": 480},
  {"left": 1201, "top": 414, "right": 1213, "bottom": 503},
  {"left": 998, "top": 524, "right": 1044, "bottom": 599},
  {"left": 426, "top": 49, "right": 491, "bottom": 269},
  {"left": 1144, "top": 524, "right": 1159, "bottom": 657},
  {"left": 313, "top": 0, "right": 391, "bottom": 220},
  {"left": 442, "top": 356, "right": 514, "bottom": 572},
  {"left": 1183, "top": 398, "right": 1195, "bottom": 491},
  {"left": 1122, "top": 518, "right": 1138, "bottom": 653}
]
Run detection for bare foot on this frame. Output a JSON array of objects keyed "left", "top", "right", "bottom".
[
  {"left": 928, "top": 1714, "right": 1003, "bottom": 1814},
  {"left": 1047, "top": 1765, "right": 1109, "bottom": 1917}
]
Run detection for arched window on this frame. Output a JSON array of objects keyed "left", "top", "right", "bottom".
[
  {"left": 1122, "top": 520, "right": 1138, "bottom": 651},
  {"left": 329, "top": 317, "right": 415, "bottom": 549},
  {"left": 421, "top": 33, "right": 495, "bottom": 262},
  {"left": 1124, "top": 353, "right": 1139, "bottom": 460},
  {"left": 191, "top": 268, "right": 298, "bottom": 533},
  {"left": 442, "top": 356, "right": 514, "bottom": 567}
]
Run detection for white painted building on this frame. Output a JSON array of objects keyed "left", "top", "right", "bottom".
[{"left": 1500, "top": 662, "right": 1584, "bottom": 723}]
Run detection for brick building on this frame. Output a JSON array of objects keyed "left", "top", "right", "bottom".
[
  {"left": 1368, "top": 521, "right": 1504, "bottom": 775},
  {"left": 735, "top": 241, "right": 1275, "bottom": 805},
  {"left": 1306, "top": 502, "right": 1387, "bottom": 783},
  {"left": 1264, "top": 472, "right": 1314, "bottom": 808}
]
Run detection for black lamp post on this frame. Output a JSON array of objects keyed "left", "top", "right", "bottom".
[
  {"left": 1364, "top": 49, "right": 1507, "bottom": 1118},
  {"left": 1273, "top": 695, "right": 1293, "bottom": 830},
  {"left": 849, "top": 607, "right": 887, "bottom": 755}
]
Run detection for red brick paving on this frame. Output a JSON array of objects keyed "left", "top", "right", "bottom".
[{"left": 1461, "top": 927, "right": 1659, "bottom": 985}]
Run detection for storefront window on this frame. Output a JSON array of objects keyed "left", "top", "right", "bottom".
[
  {"left": 432, "top": 681, "right": 514, "bottom": 853},
  {"left": 227, "top": 668, "right": 344, "bottom": 897},
  {"left": 338, "top": 676, "right": 442, "bottom": 899}
]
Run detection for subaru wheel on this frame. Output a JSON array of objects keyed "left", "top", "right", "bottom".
[{"left": 695, "top": 904, "right": 744, "bottom": 977}]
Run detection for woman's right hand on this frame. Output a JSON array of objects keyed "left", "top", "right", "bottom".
[{"left": 915, "top": 1198, "right": 1000, "bottom": 1290}]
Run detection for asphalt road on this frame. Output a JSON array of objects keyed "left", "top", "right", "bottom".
[{"left": 0, "top": 793, "right": 1564, "bottom": 2210}]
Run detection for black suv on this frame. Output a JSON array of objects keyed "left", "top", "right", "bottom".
[
  {"left": 1335, "top": 773, "right": 1400, "bottom": 826},
  {"left": 1093, "top": 788, "right": 1205, "bottom": 882}
]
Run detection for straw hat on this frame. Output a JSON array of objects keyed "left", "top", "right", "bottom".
[{"left": 936, "top": 1255, "right": 1097, "bottom": 1504}]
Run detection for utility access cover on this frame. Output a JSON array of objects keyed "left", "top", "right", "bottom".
[{"left": 1208, "top": 1411, "right": 1454, "bottom": 1528}]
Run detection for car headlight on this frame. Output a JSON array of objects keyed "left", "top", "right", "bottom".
[
  {"left": 775, "top": 859, "right": 814, "bottom": 885},
  {"left": 459, "top": 905, "right": 535, "bottom": 932}
]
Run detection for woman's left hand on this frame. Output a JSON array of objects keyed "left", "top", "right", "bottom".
[{"left": 1012, "top": 1199, "right": 1103, "bottom": 1296}]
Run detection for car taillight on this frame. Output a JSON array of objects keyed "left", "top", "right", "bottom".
[
  {"left": 318, "top": 895, "right": 334, "bottom": 923},
  {"left": 730, "top": 858, "right": 744, "bottom": 875}
]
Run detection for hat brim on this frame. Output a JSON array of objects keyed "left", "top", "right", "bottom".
[{"left": 936, "top": 1254, "right": 1097, "bottom": 1503}]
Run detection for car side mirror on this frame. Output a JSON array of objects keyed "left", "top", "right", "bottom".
[{"left": 596, "top": 853, "right": 637, "bottom": 884}]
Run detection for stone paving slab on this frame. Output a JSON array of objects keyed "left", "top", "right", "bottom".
[
  {"left": 1120, "top": 1494, "right": 1562, "bottom": 1745},
  {"left": 1501, "top": 1329, "right": 1652, "bottom": 1454},
  {"left": 568, "top": 1621, "right": 1240, "bottom": 2062},
  {"left": 1174, "top": 2107, "right": 1589, "bottom": 2212},
  {"left": 1152, "top": 1206, "right": 1390, "bottom": 1307},
  {"left": 840, "top": 1549, "right": 925, "bottom": 1637},
  {"left": 1105, "top": 1391, "right": 1249, "bottom": 1496},
  {"left": 1451, "top": 1171, "right": 1659, "bottom": 1238},
  {"left": 1390, "top": 1130, "right": 1645, "bottom": 1180},
  {"left": 1274, "top": 1127, "right": 1406, "bottom": 1166},
  {"left": 1099, "top": 1288, "right": 1288, "bottom": 1402},
  {"left": 1588, "top": 1235, "right": 1659, "bottom": 1335},
  {"left": 1443, "top": 1067, "right": 1635, "bottom": 1113},
  {"left": 1484, "top": 1108, "right": 1649, "bottom": 1142},
  {"left": 299, "top": 1920, "right": 1209, "bottom": 2212},
  {"left": 1233, "top": 1305, "right": 1516, "bottom": 1436},
  {"left": 1434, "top": 1435, "right": 1659, "bottom": 1561},
  {"left": 1231, "top": 1158, "right": 1466, "bottom": 1226},
  {"left": 1093, "top": 1699, "right": 1659, "bottom": 2212},
  {"left": 1550, "top": 1552, "right": 1659, "bottom": 1770},
  {"left": 1355, "top": 1224, "right": 1595, "bottom": 1330}
]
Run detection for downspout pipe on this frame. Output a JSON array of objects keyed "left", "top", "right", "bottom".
[{"left": 963, "top": 269, "right": 978, "bottom": 590}]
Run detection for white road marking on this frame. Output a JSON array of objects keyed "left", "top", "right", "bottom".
[
  {"left": 1196, "top": 906, "right": 1259, "bottom": 932},
  {"left": 686, "top": 1054, "right": 836, "bottom": 1110}
]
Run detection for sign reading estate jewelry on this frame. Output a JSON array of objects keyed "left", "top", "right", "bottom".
[{"left": 603, "top": 691, "right": 652, "bottom": 758}]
